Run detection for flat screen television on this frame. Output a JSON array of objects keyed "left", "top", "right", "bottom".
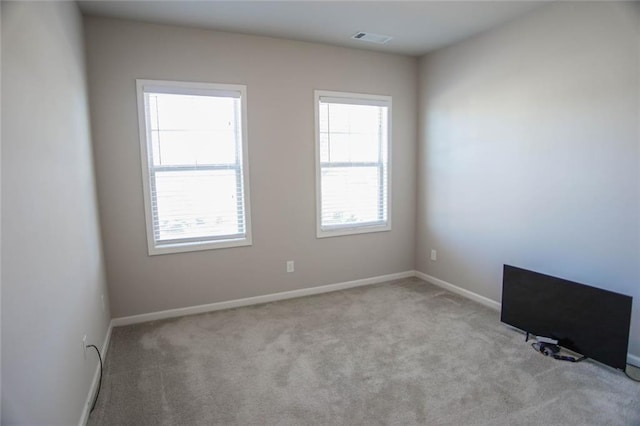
[{"left": 501, "top": 265, "right": 632, "bottom": 370}]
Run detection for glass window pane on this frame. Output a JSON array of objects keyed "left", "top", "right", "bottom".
[
  {"left": 153, "top": 130, "right": 236, "bottom": 166},
  {"left": 320, "top": 166, "right": 381, "bottom": 226},
  {"left": 148, "top": 93, "right": 239, "bottom": 166},
  {"left": 320, "top": 102, "right": 387, "bottom": 163},
  {"left": 153, "top": 170, "right": 243, "bottom": 241},
  {"left": 326, "top": 103, "right": 350, "bottom": 133},
  {"left": 152, "top": 94, "right": 236, "bottom": 131},
  {"left": 319, "top": 133, "right": 330, "bottom": 163},
  {"left": 328, "top": 133, "right": 379, "bottom": 163}
]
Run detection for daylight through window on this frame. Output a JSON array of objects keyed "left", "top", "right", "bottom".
[
  {"left": 315, "top": 91, "right": 391, "bottom": 237},
  {"left": 137, "top": 80, "right": 251, "bottom": 254}
]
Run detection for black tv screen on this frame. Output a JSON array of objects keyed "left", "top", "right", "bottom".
[{"left": 501, "top": 265, "right": 632, "bottom": 370}]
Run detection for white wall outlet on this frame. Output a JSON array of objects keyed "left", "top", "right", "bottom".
[
  {"left": 82, "top": 335, "right": 87, "bottom": 359},
  {"left": 286, "top": 260, "right": 294, "bottom": 273},
  {"left": 430, "top": 249, "right": 437, "bottom": 261}
]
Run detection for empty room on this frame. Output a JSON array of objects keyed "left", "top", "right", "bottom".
[{"left": 2, "top": 1, "right": 639, "bottom": 425}]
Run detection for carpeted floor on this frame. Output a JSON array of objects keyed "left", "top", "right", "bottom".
[{"left": 88, "top": 277, "right": 639, "bottom": 425}]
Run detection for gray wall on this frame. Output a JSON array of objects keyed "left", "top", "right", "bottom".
[
  {"left": 416, "top": 1, "right": 640, "bottom": 357},
  {"left": 84, "top": 18, "right": 418, "bottom": 318},
  {"left": 1, "top": 2, "right": 111, "bottom": 424}
]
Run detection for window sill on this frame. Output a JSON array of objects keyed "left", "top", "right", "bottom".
[
  {"left": 148, "top": 236, "right": 252, "bottom": 256},
  {"left": 316, "top": 223, "right": 391, "bottom": 239}
]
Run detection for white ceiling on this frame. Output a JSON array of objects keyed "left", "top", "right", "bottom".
[{"left": 78, "top": 1, "right": 546, "bottom": 56}]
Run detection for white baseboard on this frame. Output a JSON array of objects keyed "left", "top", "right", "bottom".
[
  {"left": 414, "top": 270, "right": 502, "bottom": 311},
  {"left": 112, "top": 270, "right": 415, "bottom": 326},
  {"left": 79, "top": 321, "right": 113, "bottom": 426},
  {"left": 628, "top": 353, "right": 640, "bottom": 368}
]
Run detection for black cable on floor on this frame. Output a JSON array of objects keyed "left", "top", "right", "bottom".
[
  {"left": 530, "top": 342, "right": 586, "bottom": 363},
  {"left": 533, "top": 343, "right": 639, "bottom": 382},
  {"left": 86, "top": 344, "right": 103, "bottom": 413}
]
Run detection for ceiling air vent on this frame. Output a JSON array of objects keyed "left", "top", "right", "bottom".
[{"left": 351, "top": 31, "right": 392, "bottom": 45}]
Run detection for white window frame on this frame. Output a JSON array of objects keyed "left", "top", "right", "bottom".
[
  {"left": 314, "top": 90, "right": 392, "bottom": 238},
  {"left": 136, "top": 79, "right": 252, "bottom": 255}
]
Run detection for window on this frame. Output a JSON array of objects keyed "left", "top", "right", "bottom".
[
  {"left": 315, "top": 91, "right": 391, "bottom": 237},
  {"left": 136, "top": 80, "right": 251, "bottom": 255}
]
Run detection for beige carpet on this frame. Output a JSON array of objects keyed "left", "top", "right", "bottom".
[{"left": 88, "top": 277, "right": 639, "bottom": 425}]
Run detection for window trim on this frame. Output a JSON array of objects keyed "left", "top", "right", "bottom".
[
  {"left": 136, "top": 79, "right": 252, "bottom": 255},
  {"left": 314, "top": 90, "right": 392, "bottom": 239}
]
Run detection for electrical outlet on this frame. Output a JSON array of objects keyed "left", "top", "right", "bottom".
[
  {"left": 82, "top": 335, "right": 87, "bottom": 359},
  {"left": 430, "top": 249, "right": 437, "bottom": 261},
  {"left": 286, "top": 261, "right": 294, "bottom": 273}
]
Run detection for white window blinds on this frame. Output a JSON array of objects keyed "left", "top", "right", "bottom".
[
  {"left": 315, "top": 91, "right": 391, "bottom": 237},
  {"left": 137, "top": 80, "right": 251, "bottom": 255}
]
